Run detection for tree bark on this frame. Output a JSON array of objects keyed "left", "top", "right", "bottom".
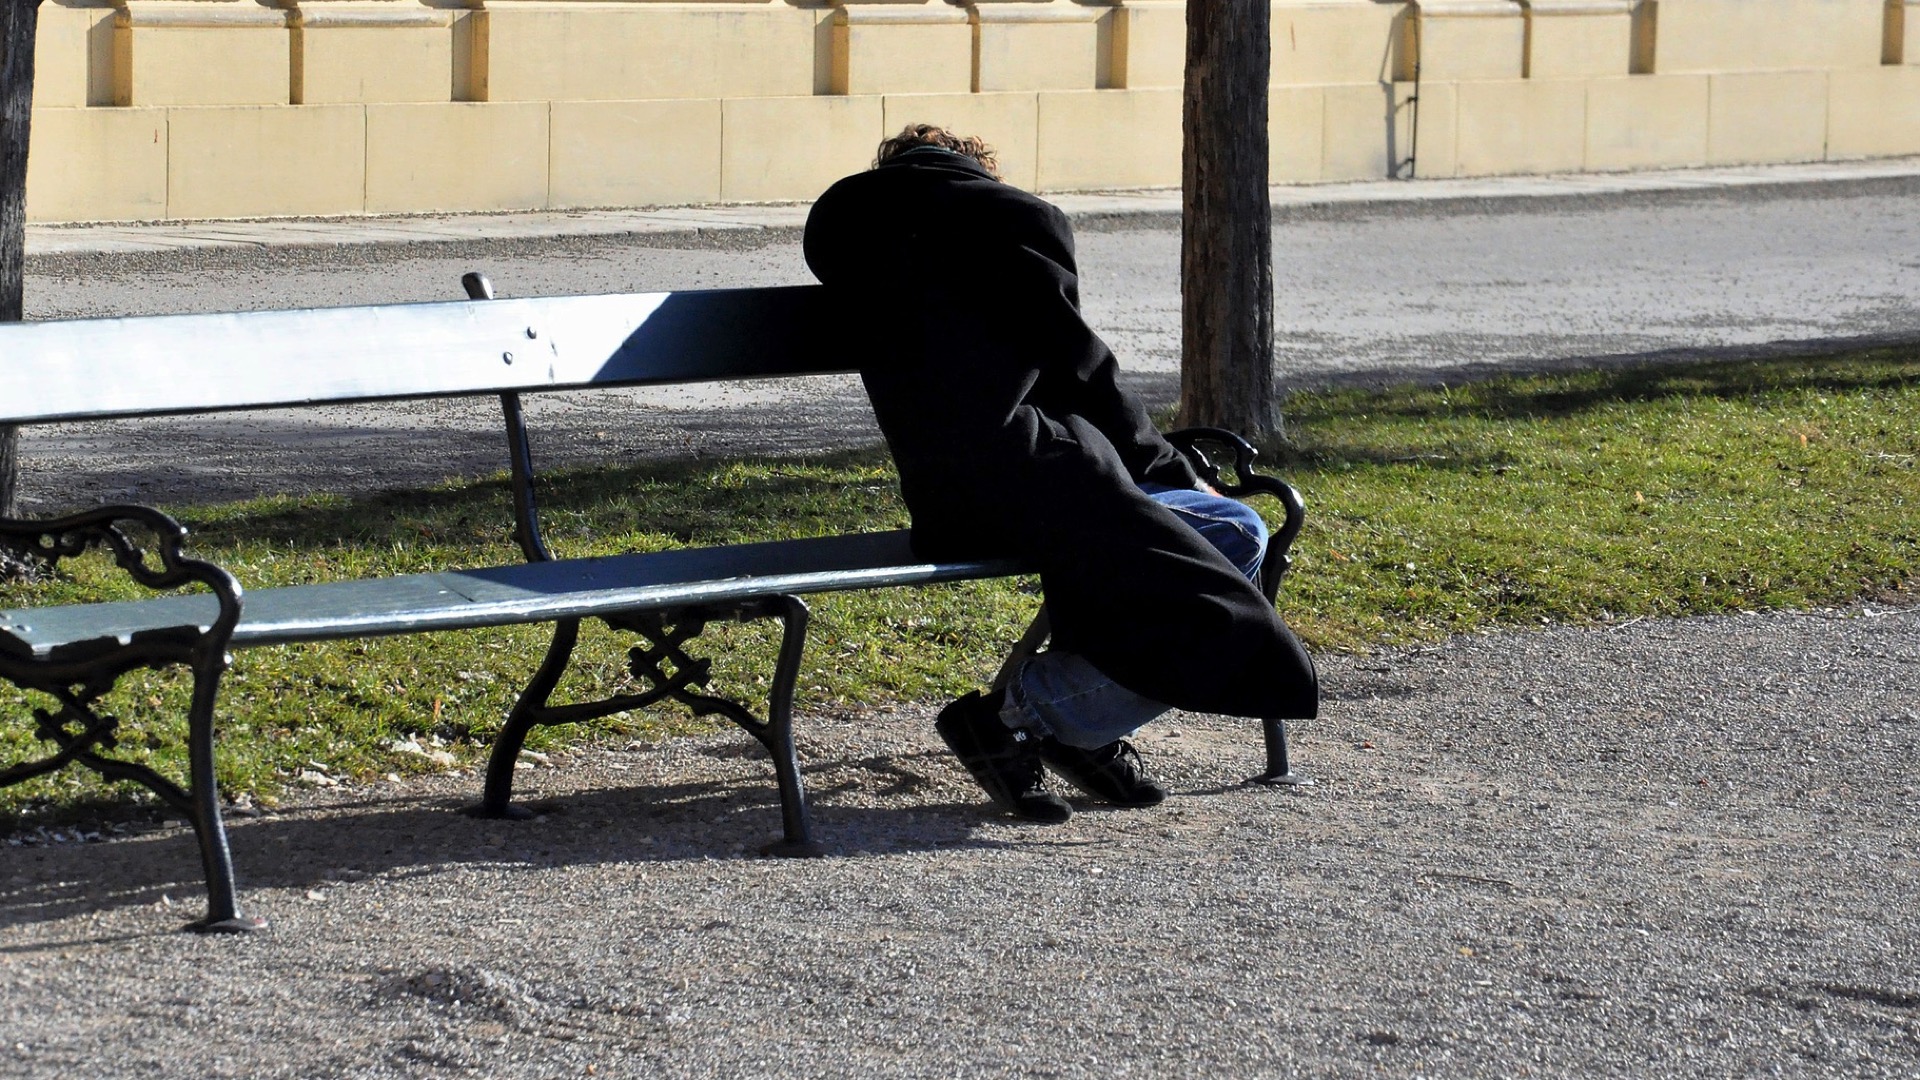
[
  {"left": 1177, "top": 0, "right": 1278, "bottom": 440},
  {"left": 1, "top": 0, "right": 40, "bottom": 519}
]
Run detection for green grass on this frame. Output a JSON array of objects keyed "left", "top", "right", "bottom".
[
  {"left": 1270, "top": 350, "right": 1918, "bottom": 648},
  {"left": 4, "top": 349, "right": 1916, "bottom": 822}
]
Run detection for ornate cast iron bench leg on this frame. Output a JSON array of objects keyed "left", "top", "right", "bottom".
[
  {"left": 470, "top": 618, "right": 584, "bottom": 822},
  {"left": 472, "top": 595, "right": 825, "bottom": 858},
  {"left": 182, "top": 652, "right": 265, "bottom": 932},
  {"left": 0, "top": 507, "right": 266, "bottom": 932}
]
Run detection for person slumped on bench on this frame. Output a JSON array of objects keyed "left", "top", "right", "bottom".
[{"left": 803, "top": 125, "right": 1319, "bottom": 822}]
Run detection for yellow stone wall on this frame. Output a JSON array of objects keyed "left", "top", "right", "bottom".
[
  {"left": 21, "top": 0, "right": 1920, "bottom": 221},
  {"left": 289, "top": 4, "right": 455, "bottom": 106},
  {"left": 1525, "top": 0, "right": 1633, "bottom": 79},
  {"left": 1649, "top": 0, "right": 1884, "bottom": 74}
]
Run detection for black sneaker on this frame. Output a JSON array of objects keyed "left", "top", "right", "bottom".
[
  {"left": 934, "top": 691, "right": 1072, "bottom": 823},
  {"left": 1039, "top": 738, "right": 1167, "bottom": 807}
]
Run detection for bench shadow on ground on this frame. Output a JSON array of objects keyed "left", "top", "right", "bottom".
[
  {"left": 0, "top": 743, "right": 1088, "bottom": 933},
  {"left": 20, "top": 389, "right": 889, "bottom": 513}
]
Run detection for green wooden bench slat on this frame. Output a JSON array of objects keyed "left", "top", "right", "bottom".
[
  {"left": 1, "top": 531, "right": 1026, "bottom": 659},
  {"left": 0, "top": 286, "right": 837, "bottom": 425}
]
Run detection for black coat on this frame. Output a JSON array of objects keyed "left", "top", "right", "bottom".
[{"left": 803, "top": 147, "right": 1316, "bottom": 720}]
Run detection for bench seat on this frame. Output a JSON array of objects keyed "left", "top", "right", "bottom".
[
  {"left": 1, "top": 530, "right": 1022, "bottom": 661},
  {"left": 2, "top": 275, "right": 1307, "bottom": 932}
]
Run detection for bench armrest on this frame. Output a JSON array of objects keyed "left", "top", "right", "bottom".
[
  {"left": 1163, "top": 427, "right": 1305, "bottom": 603},
  {"left": 1, "top": 505, "right": 244, "bottom": 658}
]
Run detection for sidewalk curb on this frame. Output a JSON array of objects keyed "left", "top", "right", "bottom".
[{"left": 25, "top": 157, "right": 1920, "bottom": 258}]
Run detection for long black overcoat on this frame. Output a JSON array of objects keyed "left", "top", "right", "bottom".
[{"left": 803, "top": 147, "right": 1316, "bottom": 720}]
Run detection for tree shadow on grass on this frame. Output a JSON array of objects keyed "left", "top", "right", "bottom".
[
  {"left": 1267, "top": 344, "right": 1920, "bottom": 477},
  {"left": 1289, "top": 340, "right": 1920, "bottom": 426},
  {"left": 179, "top": 445, "right": 906, "bottom": 555}
]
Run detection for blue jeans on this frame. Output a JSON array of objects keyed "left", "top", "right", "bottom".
[{"left": 999, "top": 484, "right": 1268, "bottom": 749}]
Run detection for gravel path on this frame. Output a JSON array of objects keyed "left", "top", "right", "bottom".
[{"left": 4, "top": 602, "right": 1916, "bottom": 1078}]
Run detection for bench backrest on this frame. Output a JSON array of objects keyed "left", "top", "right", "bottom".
[{"left": 0, "top": 285, "right": 837, "bottom": 426}]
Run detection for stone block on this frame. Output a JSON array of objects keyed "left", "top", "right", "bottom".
[
  {"left": 1269, "top": 85, "right": 1325, "bottom": 182},
  {"left": 882, "top": 91, "right": 1041, "bottom": 189},
  {"left": 167, "top": 104, "right": 365, "bottom": 218},
  {"left": 113, "top": 1, "right": 291, "bottom": 106},
  {"left": 33, "top": 2, "right": 114, "bottom": 108},
  {"left": 1525, "top": 0, "right": 1631, "bottom": 78},
  {"left": 364, "top": 101, "right": 550, "bottom": 213},
  {"left": 1583, "top": 73, "right": 1709, "bottom": 170},
  {"left": 24, "top": 106, "right": 169, "bottom": 222},
  {"left": 1411, "top": 0, "right": 1525, "bottom": 82},
  {"left": 1828, "top": 65, "right": 1920, "bottom": 157},
  {"left": 1320, "top": 80, "right": 1410, "bottom": 180},
  {"left": 289, "top": 2, "right": 453, "bottom": 104},
  {"left": 721, "top": 95, "right": 885, "bottom": 202},
  {"left": 1705, "top": 70, "right": 1829, "bottom": 165},
  {"left": 1453, "top": 76, "right": 1587, "bottom": 176},
  {"left": 1651, "top": 0, "right": 1885, "bottom": 74},
  {"left": 1273, "top": 0, "right": 1404, "bottom": 85},
  {"left": 1034, "top": 88, "right": 1180, "bottom": 190},
  {"left": 1110, "top": 0, "right": 1184, "bottom": 89},
  {"left": 830, "top": 4, "right": 972, "bottom": 95},
  {"left": 974, "top": 1, "right": 1112, "bottom": 92},
  {"left": 550, "top": 98, "right": 723, "bottom": 208},
  {"left": 474, "top": 2, "right": 818, "bottom": 102}
]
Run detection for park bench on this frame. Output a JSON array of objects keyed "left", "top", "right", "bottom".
[{"left": 0, "top": 273, "right": 1307, "bottom": 932}]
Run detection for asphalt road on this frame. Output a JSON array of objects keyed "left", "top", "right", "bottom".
[{"left": 25, "top": 173, "right": 1920, "bottom": 383}]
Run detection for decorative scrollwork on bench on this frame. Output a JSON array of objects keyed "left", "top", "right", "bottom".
[
  {"left": 471, "top": 595, "right": 822, "bottom": 855},
  {"left": 615, "top": 605, "right": 793, "bottom": 741},
  {"left": 1163, "top": 426, "right": 1306, "bottom": 602},
  {"left": 619, "top": 609, "right": 722, "bottom": 711},
  {"left": 0, "top": 504, "right": 261, "bottom": 932},
  {"left": 1, "top": 504, "right": 243, "bottom": 624},
  {"left": 0, "top": 688, "right": 196, "bottom": 818}
]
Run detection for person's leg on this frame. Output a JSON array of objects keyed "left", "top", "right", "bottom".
[
  {"left": 1001, "top": 649, "right": 1165, "bottom": 750},
  {"left": 985, "top": 487, "right": 1270, "bottom": 806},
  {"left": 1138, "top": 482, "right": 1268, "bottom": 580},
  {"left": 942, "top": 486, "right": 1268, "bottom": 814},
  {"left": 1006, "top": 485, "right": 1268, "bottom": 748},
  {"left": 934, "top": 690, "right": 1072, "bottom": 823}
]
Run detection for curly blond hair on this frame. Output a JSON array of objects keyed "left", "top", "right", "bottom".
[{"left": 874, "top": 124, "right": 1001, "bottom": 179}]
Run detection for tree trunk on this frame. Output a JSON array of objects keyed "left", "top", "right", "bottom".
[
  {"left": 1, "top": 0, "right": 39, "bottom": 519},
  {"left": 1178, "top": 0, "right": 1278, "bottom": 440}
]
